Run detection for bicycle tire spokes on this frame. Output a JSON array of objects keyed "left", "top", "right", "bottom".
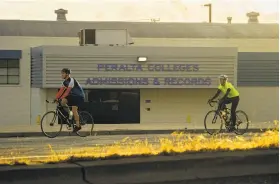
[
  {"left": 234, "top": 111, "right": 249, "bottom": 135},
  {"left": 40, "top": 111, "right": 63, "bottom": 138},
  {"left": 76, "top": 111, "right": 94, "bottom": 137},
  {"left": 204, "top": 110, "right": 223, "bottom": 135},
  {"left": 236, "top": 115, "right": 242, "bottom": 126},
  {"left": 49, "top": 114, "right": 57, "bottom": 126},
  {"left": 206, "top": 100, "right": 249, "bottom": 135}
]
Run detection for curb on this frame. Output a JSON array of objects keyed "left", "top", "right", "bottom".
[
  {"left": 0, "top": 128, "right": 269, "bottom": 138},
  {"left": 0, "top": 149, "right": 278, "bottom": 184}
]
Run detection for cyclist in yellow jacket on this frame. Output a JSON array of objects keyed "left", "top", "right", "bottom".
[{"left": 208, "top": 75, "right": 240, "bottom": 131}]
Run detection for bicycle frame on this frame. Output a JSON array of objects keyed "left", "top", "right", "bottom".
[
  {"left": 205, "top": 99, "right": 249, "bottom": 135},
  {"left": 209, "top": 99, "right": 228, "bottom": 111},
  {"left": 56, "top": 107, "right": 68, "bottom": 122},
  {"left": 46, "top": 100, "right": 74, "bottom": 126},
  {"left": 208, "top": 99, "right": 231, "bottom": 125},
  {"left": 208, "top": 99, "right": 243, "bottom": 127}
]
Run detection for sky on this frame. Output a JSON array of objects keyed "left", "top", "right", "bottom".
[{"left": 0, "top": 0, "right": 278, "bottom": 23}]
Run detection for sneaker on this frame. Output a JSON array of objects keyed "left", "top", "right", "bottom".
[{"left": 73, "top": 126, "right": 81, "bottom": 133}]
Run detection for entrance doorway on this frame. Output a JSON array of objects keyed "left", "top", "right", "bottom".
[{"left": 81, "top": 89, "right": 140, "bottom": 124}]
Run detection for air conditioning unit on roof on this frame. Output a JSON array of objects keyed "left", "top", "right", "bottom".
[{"left": 78, "top": 29, "right": 134, "bottom": 46}]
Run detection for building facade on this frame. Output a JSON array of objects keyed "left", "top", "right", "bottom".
[{"left": 0, "top": 20, "right": 278, "bottom": 126}]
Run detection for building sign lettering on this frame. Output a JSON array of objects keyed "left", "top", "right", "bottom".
[
  {"left": 86, "top": 63, "right": 212, "bottom": 86},
  {"left": 86, "top": 77, "right": 211, "bottom": 86},
  {"left": 97, "top": 64, "right": 199, "bottom": 72}
]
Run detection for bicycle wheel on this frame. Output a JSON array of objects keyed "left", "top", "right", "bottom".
[
  {"left": 41, "top": 111, "right": 63, "bottom": 138},
  {"left": 234, "top": 110, "right": 249, "bottom": 135},
  {"left": 76, "top": 111, "right": 94, "bottom": 137},
  {"left": 204, "top": 110, "right": 223, "bottom": 135}
]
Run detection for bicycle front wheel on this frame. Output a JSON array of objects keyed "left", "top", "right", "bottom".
[
  {"left": 40, "top": 111, "right": 63, "bottom": 138},
  {"left": 76, "top": 111, "right": 94, "bottom": 137},
  {"left": 204, "top": 110, "right": 223, "bottom": 135},
  {"left": 234, "top": 110, "right": 249, "bottom": 135}
]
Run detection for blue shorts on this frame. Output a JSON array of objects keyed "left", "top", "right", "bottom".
[{"left": 65, "top": 95, "right": 84, "bottom": 108}]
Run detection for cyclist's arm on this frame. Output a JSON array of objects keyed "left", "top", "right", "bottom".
[
  {"left": 210, "top": 89, "right": 221, "bottom": 101},
  {"left": 221, "top": 88, "right": 231, "bottom": 100},
  {"left": 60, "top": 78, "right": 74, "bottom": 99},
  {"left": 221, "top": 82, "right": 233, "bottom": 100},
  {"left": 56, "top": 83, "right": 66, "bottom": 100}
]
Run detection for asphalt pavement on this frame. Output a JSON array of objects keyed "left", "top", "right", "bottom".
[
  {"left": 1, "top": 121, "right": 274, "bottom": 138},
  {"left": 0, "top": 133, "right": 255, "bottom": 158},
  {"left": 145, "top": 174, "right": 279, "bottom": 184}
]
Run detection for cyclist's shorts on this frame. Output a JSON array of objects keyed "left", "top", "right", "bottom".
[{"left": 65, "top": 95, "right": 84, "bottom": 108}]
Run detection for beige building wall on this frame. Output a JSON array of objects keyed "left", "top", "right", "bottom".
[
  {"left": 0, "top": 36, "right": 278, "bottom": 125},
  {"left": 238, "top": 87, "right": 279, "bottom": 123},
  {"left": 140, "top": 87, "right": 278, "bottom": 126},
  {"left": 136, "top": 38, "right": 279, "bottom": 124},
  {"left": 133, "top": 38, "right": 279, "bottom": 52},
  {"left": 0, "top": 36, "right": 79, "bottom": 125},
  {"left": 140, "top": 88, "right": 215, "bottom": 125}
]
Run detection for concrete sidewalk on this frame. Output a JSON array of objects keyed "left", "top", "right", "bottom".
[{"left": 0, "top": 121, "right": 276, "bottom": 138}]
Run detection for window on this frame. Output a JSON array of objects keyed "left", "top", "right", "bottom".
[{"left": 0, "top": 59, "right": 20, "bottom": 84}]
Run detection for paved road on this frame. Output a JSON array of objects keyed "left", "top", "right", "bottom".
[
  {"left": 146, "top": 174, "right": 279, "bottom": 184},
  {"left": 1, "top": 174, "right": 278, "bottom": 184},
  {"left": 0, "top": 133, "right": 255, "bottom": 158}
]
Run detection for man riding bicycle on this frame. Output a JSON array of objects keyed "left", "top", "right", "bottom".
[
  {"left": 55, "top": 68, "right": 85, "bottom": 132},
  {"left": 208, "top": 75, "right": 240, "bottom": 131}
]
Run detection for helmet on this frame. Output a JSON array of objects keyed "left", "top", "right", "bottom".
[
  {"left": 61, "top": 68, "right": 71, "bottom": 74},
  {"left": 218, "top": 75, "right": 228, "bottom": 80}
]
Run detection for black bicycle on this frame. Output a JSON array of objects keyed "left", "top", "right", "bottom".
[
  {"left": 40, "top": 100, "right": 94, "bottom": 138},
  {"left": 204, "top": 99, "right": 249, "bottom": 135}
]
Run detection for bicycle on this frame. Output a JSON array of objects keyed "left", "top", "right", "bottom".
[
  {"left": 40, "top": 100, "right": 94, "bottom": 138},
  {"left": 204, "top": 99, "right": 249, "bottom": 135}
]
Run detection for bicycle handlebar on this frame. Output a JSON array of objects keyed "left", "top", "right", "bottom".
[
  {"left": 207, "top": 99, "right": 220, "bottom": 107},
  {"left": 46, "top": 99, "right": 60, "bottom": 104},
  {"left": 45, "top": 100, "right": 72, "bottom": 109}
]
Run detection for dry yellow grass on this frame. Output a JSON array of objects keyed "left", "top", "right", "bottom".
[{"left": 0, "top": 121, "right": 278, "bottom": 166}]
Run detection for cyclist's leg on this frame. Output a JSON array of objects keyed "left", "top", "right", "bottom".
[
  {"left": 70, "top": 96, "right": 84, "bottom": 131},
  {"left": 72, "top": 106, "right": 80, "bottom": 127},
  {"left": 230, "top": 96, "right": 240, "bottom": 126},
  {"left": 61, "top": 98, "right": 70, "bottom": 114},
  {"left": 218, "top": 101, "right": 224, "bottom": 111},
  {"left": 219, "top": 99, "right": 230, "bottom": 111}
]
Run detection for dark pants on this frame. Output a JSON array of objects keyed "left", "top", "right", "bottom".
[
  {"left": 219, "top": 96, "right": 240, "bottom": 126},
  {"left": 65, "top": 95, "right": 84, "bottom": 109}
]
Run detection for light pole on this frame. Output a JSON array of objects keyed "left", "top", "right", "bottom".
[{"left": 204, "top": 3, "right": 212, "bottom": 23}]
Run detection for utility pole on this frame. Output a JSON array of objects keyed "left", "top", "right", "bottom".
[{"left": 204, "top": 3, "right": 212, "bottom": 23}]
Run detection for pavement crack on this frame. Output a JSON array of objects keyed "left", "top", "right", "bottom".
[{"left": 72, "top": 162, "right": 93, "bottom": 184}]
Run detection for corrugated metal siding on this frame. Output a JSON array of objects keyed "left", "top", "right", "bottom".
[
  {"left": 238, "top": 52, "right": 279, "bottom": 86},
  {"left": 30, "top": 47, "right": 43, "bottom": 88},
  {"left": 40, "top": 46, "right": 238, "bottom": 89}
]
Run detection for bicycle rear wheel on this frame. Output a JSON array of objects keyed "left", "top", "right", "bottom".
[
  {"left": 234, "top": 110, "right": 249, "bottom": 135},
  {"left": 41, "top": 111, "right": 63, "bottom": 138},
  {"left": 204, "top": 110, "right": 223, "bottom": 135},
  {"left": 76, "top": 111, "right": 94, "bottom": 137}
]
